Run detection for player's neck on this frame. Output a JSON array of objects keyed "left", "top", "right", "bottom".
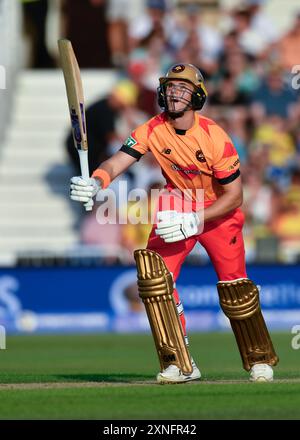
[{"left": 167, "top": 110, "right": 195, "bottom": 131}]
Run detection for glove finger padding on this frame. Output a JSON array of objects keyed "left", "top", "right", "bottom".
[
  {"left": 71, "top": 189, "right": 94, "bottom": 197},
  {"left": 70, "top": 176, "right": 90, "bottom": 186},
  {"left": 155, "top": 224, "right": 182, "bottom": 235},
  {"left": 70, "top": 195, "right": 91, "bottom": 203},
  {"left": 164, "top": 232, "right": 186, "bottom": 242},
  {"left": 164, "top": 234, "right": 187, "bottom": 243},
  {"left": 156, "top": 210, "right": 181, "bottom": 223},
  {"left": 70, "top": 184, "right": 95, "bottom": 192}
]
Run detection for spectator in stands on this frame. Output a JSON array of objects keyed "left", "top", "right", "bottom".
[
  {"left": 271, "top": 169, "right": 300, "bottom": 261},
  {"left": 80, "top": 203, "right": 122, "bottom": 247},
  {"left": 250, "top": 65, "right": 298, "bottom": 120},
  {"left": 127, "top": 0, "right": 176, "bottom": 96},
  {"left": 294, "top": 127, "right": 300, "bottom": 157},
  {"left": 245, "top": 140, "right": 269, "bottom": 181},
  {"left": 21, "top": 0, "right": 55, "bottom": 68},
  {"left": 209, "top": 71, "right": 250, "bottom": 107},
  {"left": 282, "top": 168, "right": 300, "bottom": 208},
  {"left": 243, "top": 171, "right": 278, "bottom": 227},
  {"left": 61, "top": 0, "right": 111, "bottom": 67},
  {"left": 241, "top": 168, "right": 280, "bottom": 262},
  {"left": 128, "top": 29, "right": 174, "bottom": 114},
  {"left": 230, "top": 1, "right": 278, "bottom": 57},
  {"left": 250, "top": 114, "right": 296, "bottom": 189},
  {"left": 211, "top": 112, "right": 248, "bottom": 164},
  {"left": 223, "top": 50, "right": 260, "bottom": 95},
  {"left": 171, "top": 3, "right": 222, "bottom": 77},
  {"left": 243, "top": 0, "right": 278, "bottom": 45},
  {"left": 128, "top": 60, "right": 159, "bottom": 116},
  {"left": 128, "top": 0, "right": 172, "bottom": 52},
  {"left": 219, "top": 31, "right": 241, "bottom": 61},
  {"left": 106, "top": 0, "right": 145, "bottom": 67},
  {"left": 276, "top": 12, "right": 300, "bottom": 71},
  {"left": 80, "top": 203, "right": 124, "bottom": 264}
]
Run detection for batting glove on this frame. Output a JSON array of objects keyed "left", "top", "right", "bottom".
[
  {"left": 155, "top": 210, "right": 201, "bottom": 243},
  {"left": 70, "top": 176, "right": 101, "bottom": 203}
]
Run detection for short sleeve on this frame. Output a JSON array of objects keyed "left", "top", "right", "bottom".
[
  {"left": 210, "top": 125, "right": 240, "bottom": 184},
  {"left": 119, "top": 125, "right": 149, "bottom": 161}
]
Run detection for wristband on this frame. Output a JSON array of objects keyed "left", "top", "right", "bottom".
[{"left": 91, "top": 169, "right": 111, "bottom": 189}]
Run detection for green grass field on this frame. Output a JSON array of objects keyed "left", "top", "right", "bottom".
[{"left": 0, "top": 332, "right": 299, "bottom": 419}]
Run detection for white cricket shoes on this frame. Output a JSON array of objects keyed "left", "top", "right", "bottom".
[
  {"left": 157, "top": 359, "right": 201, "bottom": 384},
  {"left": 249, "top": 363, "right": 274, "bottom": 382}
]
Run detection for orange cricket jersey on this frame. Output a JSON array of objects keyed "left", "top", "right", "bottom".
[{"left": 120, "top": 112, "right": 240, "bottom": 205}]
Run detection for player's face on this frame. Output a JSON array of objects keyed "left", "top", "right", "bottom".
[{"left": 165, "top": 80, "right": 194, "bottom": 112}]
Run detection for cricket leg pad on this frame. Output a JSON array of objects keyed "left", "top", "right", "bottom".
[
  {"left": 217, "top": 278, "right": 279, "bottom": 371},
  {"left": 134, "top": 249, "right": 193, "bottom": 375}
]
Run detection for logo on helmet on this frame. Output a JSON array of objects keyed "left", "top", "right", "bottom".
[{"left": 172, "top": 64, "right": 185, "bottom": 73}]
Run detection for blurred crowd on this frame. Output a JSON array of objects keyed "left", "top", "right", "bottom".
[{"left": 22, "top": 0, "right": 300, "bottom": 264}]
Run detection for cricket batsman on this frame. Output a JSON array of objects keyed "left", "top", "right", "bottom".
[{"left": 70, "top": 64, "right": 279, "bottom": 383}]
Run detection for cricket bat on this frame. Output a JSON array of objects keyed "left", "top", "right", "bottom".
[{"left": 58, "top": 38, "right": 93, "bottom": 211}]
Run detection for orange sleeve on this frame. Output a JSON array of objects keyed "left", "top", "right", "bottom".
[
  {"left": 210, "top": 125, "right": 240, "bottom": 182},
  {"left": 119, "top": 123, "right": 149, "bottom": 161}
]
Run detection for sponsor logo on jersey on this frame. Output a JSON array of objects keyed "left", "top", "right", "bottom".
[
  {"left": 171, "top": 164, "right": 201, "bottom": 180},
  {"left": 124, "top": 136, "right": 137, "bottom": 148},
  {"left": 196, "top": 149, "right": 206, "bottom": 162},
  {"left": 227, "top": 158, "right": 240, "bottom": 171}
]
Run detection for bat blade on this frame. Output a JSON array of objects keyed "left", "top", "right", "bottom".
[
  {"left": 58, "top": 39, "right": 93, "bottom": 211},
  {"left": 58, "top": 39, "right": 88, "bottom": 152}
]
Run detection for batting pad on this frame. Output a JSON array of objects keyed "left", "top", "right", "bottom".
[
  {"left": 217, "top": 278, "right": 279, "bottom": 371},
  {"left": 134, "top": 249, "right": 193, "bottom": 375}
]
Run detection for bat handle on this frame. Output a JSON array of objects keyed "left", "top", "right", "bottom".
[{"left": 78, "top": 149, "right": 94, "bottom": 212}]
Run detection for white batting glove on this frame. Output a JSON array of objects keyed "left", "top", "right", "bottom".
[
  {"left": 155, "top": 210, "right": 201, "bottom": 243},
  {"left": 70, "top": 176, "right": 101, "bottom": 203}
]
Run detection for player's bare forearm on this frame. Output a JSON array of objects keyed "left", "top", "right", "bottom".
[
  {"left": 201, "top": 176, "right": 243, "bottom": 222},
  {"left": 94, "top": 151, "right": 137, "bottom": 182}
]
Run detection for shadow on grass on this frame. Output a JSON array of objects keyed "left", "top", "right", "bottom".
[
  {"left": 54, "top": 373, "right": 154, "bottom": 383},
  {"left": 0, "top": 372, "right": 154, "bottom": 384}
]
